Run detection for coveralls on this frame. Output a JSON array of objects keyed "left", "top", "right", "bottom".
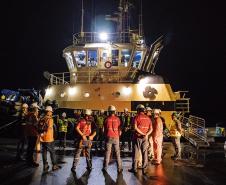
[
  {"left": 25, "top": 110, "right": 39, "bottom": 166},
  {"left": 132, "top": 112, "right": 152, "bottom": 171},
  {"left": 103, "top": 114, "right": 122, "bottom": 172},
  {"left": 120, "top": 113, "right": 132, "bottom": 151},
  {"left": 72, "top": 117, "right": 96, "bottom": 170},
  {"left": 58, "top": 118, "right": 68, "bottom": 147},
  {"left": 40, "top": 112, "right": 59, "bottom": 170},
  {"left": 95, "top": 114, "right": 105, "bottom": 149},
  {"left": 152, "top": 117, "right": 163, "bottom": 164},
  {"left": 16, "top": 108, "right": 28, "bottom": 160},
  {"left": 169, "top": 117, "right": 182, "bottom": 159}
]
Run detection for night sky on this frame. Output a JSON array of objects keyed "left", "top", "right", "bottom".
[{"left": 0, "top": 0, "right": 225, "bottom": 125}]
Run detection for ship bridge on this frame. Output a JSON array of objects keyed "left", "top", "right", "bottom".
[{"left": 49, "top": 32, "right": 164, "bottom": 85}]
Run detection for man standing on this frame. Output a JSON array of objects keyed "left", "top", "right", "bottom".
[
  {"left": 129, "top": 104, "right": 152, "bottom": 174},
  {"left": 58, "top": 112, "right": 68, "bottom": 148},
  {"left": 71, "top": 109, "right": 96, "bottom": 172},
  {"left": 26, "top": 103, "right": 39, "bottom": 167},
  {"left": 16, "top": 103, "right": 28, "bottom": 160},
  {"left": 102, "top": 105, "right": 122, "bottom": 173},
  {"left": 95, "top": 109, "right": 106, "bottom": 151},
  {"left": 40, "top": 106, "right": 61, "bottom": 172},
  {"left": 120, "top": 108, "right": 132, "bottom": 151},
  {"left": 169, "top": 112, "right": 182, "bottom": 160},
  {"left": 152, "top": 109, "right": 164, "bottom": 165}
]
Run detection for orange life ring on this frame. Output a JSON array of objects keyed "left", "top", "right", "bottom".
[{"left": 104, "top": 61, "right": 112, "bottom": 68}]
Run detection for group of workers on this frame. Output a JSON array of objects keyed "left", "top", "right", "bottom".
[
  {"left": 16, "top": 102, "right": 61, "bottom": 171},
  {"left": 16, "top": 102, "right": 182, "bottom": 174}
]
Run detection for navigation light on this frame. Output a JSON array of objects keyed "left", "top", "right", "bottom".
[{"left": 99, "top": 32, "right": 108, "bottom": 41}]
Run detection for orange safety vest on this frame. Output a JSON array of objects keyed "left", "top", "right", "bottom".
[{"left": 40, "top": 116, "right": 54, "bottom": 142}]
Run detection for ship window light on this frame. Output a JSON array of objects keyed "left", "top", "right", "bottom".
[
  {"left": 122, "top": 87, "right": 132, "bottom": 96},
  {"left": 121, "top": 49, "right": 131, "bottom": 67},
  {"left": 99, "top": 32, "right": 108, "bottom": 41},
  {"left": 46, "top": 88, "right": 53, "bottom": 96},
  {"left": 68, "top": 87, "right": 76, "bottom": 96},
  {"left": 73, "top": 50, "right": 86, "bottom": 68},
  {"left": 87, "top": 50, "right": 98, "bottom": 67},
  {"left": 111, "top": 49, "right": 119, "bottom": 66},
  {"left": 64, "top": 52, "right": 74, "bottom": 69},
  {"left": 132, "top": 50, "right": 143, "bottom": 68}
]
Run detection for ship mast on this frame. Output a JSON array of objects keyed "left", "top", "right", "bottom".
[
  {"left": 81, "top": 0, "right": 84, "bottom": 37},
  {"left": 139, "top": 0, "right": 143, "bottom": 37}
]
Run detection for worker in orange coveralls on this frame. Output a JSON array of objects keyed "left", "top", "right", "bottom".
[{"left": 152, "top": 109, "right": 163, "bottom": 165}]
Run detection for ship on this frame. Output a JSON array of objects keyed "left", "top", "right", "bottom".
[{"left": 43, "top": 0, "right": 190, "bottom": 127}]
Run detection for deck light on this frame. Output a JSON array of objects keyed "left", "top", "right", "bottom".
[
  {"left": 68, "top": 87, "right": 76, "bottom": 96},
  {"left": 99, "top": 32, "right": 108, "bottom": 41},
  {"left": 122, "top": 87, "right": 132, "bottom": 95},
  {"left": 84, "top": 92, "right": 90, "bottom": 98},
  {"left": 45, "top": 88, "right": 52, "bottom": 96}
]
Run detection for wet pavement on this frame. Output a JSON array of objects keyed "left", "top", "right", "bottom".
[{"left": 0, "top": 139, "right": 226, "bottom": 185}]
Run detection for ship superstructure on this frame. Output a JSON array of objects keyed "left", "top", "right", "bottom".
[{"left": 44, "top": 0, "right": 190, "bottom": 125}]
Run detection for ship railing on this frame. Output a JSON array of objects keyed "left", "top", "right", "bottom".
[
  {"left": 49, "top": 73, "right": 70, "bottom": 85},
  {"left": 175, "top": 91, "right": 190, "bottom": 113},
  {"left": 73, "top": 32, "right": 139, "bottom": 44},
  {"left": 49, "top": 70, "right": 134, "bottom": 85},
  {"left": 180, "top": 115, "right": 209, "bottom": 148}
]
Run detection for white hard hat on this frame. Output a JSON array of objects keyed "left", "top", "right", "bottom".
[
  {"left": 85, "top": 109, "right": 92, "bottom": 115},
  {"left": 146, "top": 107, "right": 152, "bottom": 111},
  {"left": 154, "top": 109, "right": 160, "bottom": 114},
  {"left": 108, "top": 105, "right": 116, "bottom": 111},
  {"left": 136, "top": 104, "right": 145, "bottom": 110},
  {"left": 62, "top": 112, "right": 66, "bottom": 117},
  {"left": 30, "top": 102, "right": 40, "bottom": 109},
  {"left": 124, "top": 108, "right": 129, "bottom": 112},
  {"left": 45, "top": 106, "right": 53, "bottom": 112},
  {"left": 158, "top": 109, "right": 162, "bottom": 113},
  {"left": 22, "top": 103, "right": 28, "bottom": 108},
  {"left": 100, "top": 109, "right": 105, "bottom": 113}
]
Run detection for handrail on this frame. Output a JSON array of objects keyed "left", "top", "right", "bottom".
[
  {"left": 73, "top": 31, "right": 139, "bottom": 45},
  {"left": 0, "top": 119, "right": 19, "bottom": 132},
  {"left": 49, "top": 70, "right": 135, "bottom": 85}
]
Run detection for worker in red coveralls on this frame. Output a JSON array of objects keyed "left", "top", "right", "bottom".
[
  {"left": 102, "top": 105, "right": 123, "bottom": 173},
  {"left": 129, "top": 104, "right": 152, "bottom": 174},
  {"left": 71, "top": 109, "right": 96, "bottom": 173}
]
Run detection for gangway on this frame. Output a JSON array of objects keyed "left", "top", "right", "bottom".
[{"left": 180, "top": 115, "right": 209, "bottom": 149}]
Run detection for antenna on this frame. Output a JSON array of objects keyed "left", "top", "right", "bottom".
[
  {"left": 81, "top": 0, "right": 84, "bottom": 37},
  {"left": 139, "top": 0, "right": 143, "bottom": 37}
]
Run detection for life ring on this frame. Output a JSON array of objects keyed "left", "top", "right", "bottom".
[{"left": 104, "top": 61, "right": 112, "bottom": 69}]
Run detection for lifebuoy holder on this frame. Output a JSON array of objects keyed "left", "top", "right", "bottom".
[{"left": 104, "top": 61, "right": 112, "bottom": 69}]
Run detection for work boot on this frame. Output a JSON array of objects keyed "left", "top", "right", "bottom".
[
  {"left": 43, "top": 163, "right": 49, "bottom": 172},
  {"left": 52, "top": 165, "right": 61, "bottom": 171},
  {"left": 102, "top": 167, "right": 107, "bottom": 173},
  {"left": 71, "top": 167, "right": 76, "bottom": 173},
  {"left": 128, "top": 168, "right": 137, "bottom": 173},
  {"left": 142, "top": 168, "right": 148, "bottom": 175},
  {"left": 28, "top": 161, "right": 39, "bottom": 167}
]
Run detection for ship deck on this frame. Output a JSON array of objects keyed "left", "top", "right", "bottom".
[{"left": 0, "top": 139, "right": 226, "bottom": 185}]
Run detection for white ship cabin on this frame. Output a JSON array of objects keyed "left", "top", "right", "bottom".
[{"left": 49, "top": 32, "right": 163, "bottom": 85}]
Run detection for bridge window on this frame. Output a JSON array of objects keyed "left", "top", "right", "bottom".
[
  {"left": 73, "top": 50, "right": 86, "bottom": 68},
  {"left": 111, "top": 49, "right": 119, "bottom": 66},
  {"left": 132, "top": 50, "right": 143, "bottom": 68},
  {"left": 64, "top": 52, "right": 74, "bottom": 70},
  {"left": 121, "top": 49, "right": 131, "bottom": 67},
  {"left": 87, "top": 50, "right": 97, "bottom": 67}
]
